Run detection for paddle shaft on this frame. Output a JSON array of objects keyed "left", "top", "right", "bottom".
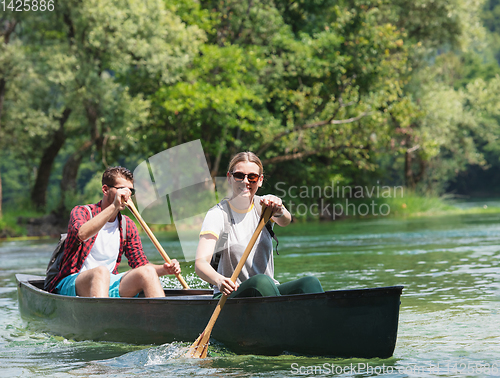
[
  {"left": 229, "top": 205, "right": 274, "bottom": 283},
  {"left": 186, "top": 204, "right": 274, "bottom": 358},
  {"left": 125, "top": 199, "right": 190, "bottom": 289}
]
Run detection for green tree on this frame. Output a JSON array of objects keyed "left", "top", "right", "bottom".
[
  {"left": 379, "top": 0, "right": 495, "bottom": 192},
  {"left": 153, "top": 0, "right": 408, "bottom": 190},
  {"left": 0, "top": 11, "right": 59, "bottom": 216},
  {"left": 3, "top": 0, "right": 204, "bottom": 213}
]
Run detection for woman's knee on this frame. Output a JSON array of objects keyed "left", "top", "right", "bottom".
[
  {"left": 278, "top": 275, "right": 324, "bottom": 295},
  {"left": 250, "top": 274, "right": 275, "bottom": 285},
  {"left": 234, "top": 274, "right": 279, "bottom": 297},
  {"left": 297, "top": 276, "right": 324, "bottom": 293}
]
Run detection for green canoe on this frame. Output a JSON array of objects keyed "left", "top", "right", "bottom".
[{"left": 16, "top": 274, "right": 403, "bottom": 358}]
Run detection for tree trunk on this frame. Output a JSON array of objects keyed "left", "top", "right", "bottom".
[
  {"left": 414, "top": 158, "right": 426, "bottom": 186},
  {"left": 56, "top": 140, "right": 93, "bottom": 216},
  {"left": 0, "top": 78, "right": 6, "bottom": 131},
  {"left": 0, "top": 19, "right": 19, "bottom": 217},
  {"left": 0, "top": 171, "right": 3, "bottom": 219},
  {"left": 30, "top": 108, "right": 72, "bottom": 211},
  {"left": 405, "top": 141, "right": 423, "bottom": 189},
  {"left": 404, "top": 149, "right": 414, "bottom": 189},
  {"left": 211, "top": 125, "right": 228, "bottom": 177},
  {"left": 0, "top": 77, "right": 5, "bottom": 218},
  {"left": 56, "top": 102, "right": 102, "bottom": 215}
]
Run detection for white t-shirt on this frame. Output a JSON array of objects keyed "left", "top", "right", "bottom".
[
  {"left": 200, "top": 199, "right": 277, "bottom": 294},
  {"left": 81, "top": 218, "right": 120, "bottom": 273}
]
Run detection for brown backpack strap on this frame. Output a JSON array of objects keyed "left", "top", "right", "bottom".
[{"left": 210, "top": 199, "right": 234, "bottom": 271}]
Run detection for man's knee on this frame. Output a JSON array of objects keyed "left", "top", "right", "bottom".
[
  {"left": 92, "top": 265, "right": 111, "bottom": 278},
  {"left": 75, "top": 266, "right": 111, "bottom": 297},
  {"left": 78, "top": 265, "right": 110, "bottom": 282},
  {"left": 135, "top": 264, "right": 159, "bottom": 281}
]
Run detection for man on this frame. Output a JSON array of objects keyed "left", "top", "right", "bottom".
[{"left": 47, "top": 166, "right": 181, "bottom": 297}]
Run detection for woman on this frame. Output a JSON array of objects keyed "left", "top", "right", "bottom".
[{"left": 195, "top": 151, "right": 323, "bottom": 298}]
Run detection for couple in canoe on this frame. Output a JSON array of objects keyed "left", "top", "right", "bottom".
[{"left": 46, "top": 152, "right": 323, "bottom": 298}]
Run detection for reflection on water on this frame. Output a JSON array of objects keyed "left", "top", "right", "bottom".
[{"left": 1, "top": 212, "right": 499, "bottom": 377}]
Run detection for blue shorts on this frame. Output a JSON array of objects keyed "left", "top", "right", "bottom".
[{"left": 55, "top": 272, "right": 126, "bottom": 297}]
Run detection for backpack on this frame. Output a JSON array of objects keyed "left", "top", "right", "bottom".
[
  {"left": 210, "top": 196, "right": 279, "bottom": 272},
  {"left": 43, "top": 205, "right": 127, "bottom": 291}
]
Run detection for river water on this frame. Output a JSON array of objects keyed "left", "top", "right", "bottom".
[{"left": 1, "top": 212, "right": 499, "bottom": 377}]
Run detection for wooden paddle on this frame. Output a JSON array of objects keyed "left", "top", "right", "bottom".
[
  {"left": 185, "top": 203, "right": 274, "bottom": 358},
  {"left": 125, "top": 198, "right": 190, "bottom": 289}
]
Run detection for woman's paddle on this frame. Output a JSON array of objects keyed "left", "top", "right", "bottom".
[
  {"left": 185, "top": 204, "right": 274, "bottom": 358},
  {"left": 125, "top": 198, "right": 190, "bottom": 289}
]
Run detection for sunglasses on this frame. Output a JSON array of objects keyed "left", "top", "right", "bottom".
[
  {"left": 108, "top": 186, "right": 136, "bottom": 196},
  {"left": 231, "top": 171, "right": 260, "bottom": 183}
]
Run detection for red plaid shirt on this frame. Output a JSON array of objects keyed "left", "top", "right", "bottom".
[{"left": 47, "top": 201, "right": 149, "bottom": 292}]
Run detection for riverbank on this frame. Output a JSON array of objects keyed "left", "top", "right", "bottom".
[
  {"left": 286, "top": 194, "right": 500, "bottom": 222},
  {"left": 1, "top": 196, "right": 500, "bottom": 240}
]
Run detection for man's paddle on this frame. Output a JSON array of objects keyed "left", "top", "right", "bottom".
[
  {"left": 185, "top": 204, "right": 274, "bottom": 358},
  {"left": 125, "top": 198, "right": 190, "bottom": 289}
]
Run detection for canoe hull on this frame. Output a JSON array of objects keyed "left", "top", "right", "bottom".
[{"left": 16, "top": 274, "right": 402, "bottom": 358}]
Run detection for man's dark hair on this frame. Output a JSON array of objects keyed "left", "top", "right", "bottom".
[{"left": 102, "top": 166, "right": 134, "bottom": 186}]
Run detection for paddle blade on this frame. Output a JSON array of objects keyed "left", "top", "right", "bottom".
[{"left": 185, "top": 330, "right": 211, "bottom": 358}]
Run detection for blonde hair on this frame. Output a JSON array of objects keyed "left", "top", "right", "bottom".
[{"left": 227, "top": 152, "right": 263, "bottom": 175}]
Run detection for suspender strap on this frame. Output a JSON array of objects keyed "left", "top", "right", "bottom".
[
  {"left": 253, "top": 196, "right": 279, "bottom": 254},
  {"left": 84, "top": 205, "right": 127, "bottom": 241},
  {"left": 211, "top": 199, "right": 234, "bottom": 271}
]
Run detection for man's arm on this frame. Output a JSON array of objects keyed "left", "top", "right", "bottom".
[{"left": 78, "top": 188, "right": 129, "bottom": 241}]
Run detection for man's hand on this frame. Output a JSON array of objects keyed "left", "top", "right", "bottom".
[
  {"left": 113, "top": 187, "right": 132, "bottom": 211},
  {"left": 162, "top": 259, "right": 181, "bottom": 275}
]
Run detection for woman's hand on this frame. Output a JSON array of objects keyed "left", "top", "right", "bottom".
[
  {"left": 260, "top": 194, "right": 292, "bottom": 226},
  {"left": 215, "top": 275, "right": 239, "bottom": 296},
  {"left": 260, "top": 195, "right": 284, "bottom": 216}
]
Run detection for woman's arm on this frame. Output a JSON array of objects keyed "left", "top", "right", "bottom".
[{"left": 194, "top": 234, "right": 239, "bottom": 296}]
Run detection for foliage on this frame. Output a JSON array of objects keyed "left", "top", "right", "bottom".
[{"left": 1, "top": 0, "right": 500, "bottom": 223}]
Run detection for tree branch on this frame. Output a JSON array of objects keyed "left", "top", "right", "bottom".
[
  {"left": 62, "top": 9, "right": 75, "bottom": 45},
  {"left": 407, "top": 144, "right": 420, "bottom": 153},
  {"left": 211, "top": 124, "right": 228, "bottom": 177},
  {"left": 262, "top": 133, "right": 372, "bottom": 166},
  {"left": 1, "top": 20, "right": 17, "bottom": 43},
  {"left": 257, "top": 111, "right": 369, "bottom": 155},
  {"left": 262, "top": 150, "right": 317, "bottom": 165}
]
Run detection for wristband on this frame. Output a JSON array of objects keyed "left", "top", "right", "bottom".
[{"left": 274, "top": 205, "right": 285, "bottom": 218}]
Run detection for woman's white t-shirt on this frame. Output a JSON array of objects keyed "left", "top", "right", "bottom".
[{"left": 200, "top": 200, "right": 277, "bottom": 294}]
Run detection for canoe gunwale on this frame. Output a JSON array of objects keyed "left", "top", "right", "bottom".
[{"left": 17, "top": 274, "right": 403, "bottom": 305}]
